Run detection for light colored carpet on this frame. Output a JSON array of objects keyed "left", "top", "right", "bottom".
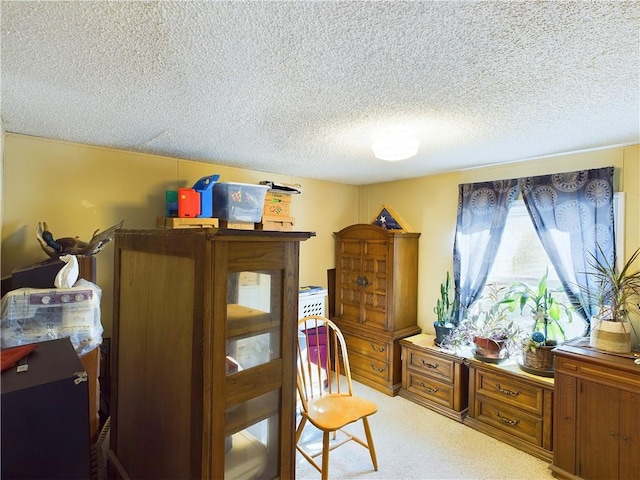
[{"left": 295, "top": 381, "right": 554, "bottom": 480}]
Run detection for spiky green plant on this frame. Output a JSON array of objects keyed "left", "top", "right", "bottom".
[
  {"left": 434, "top": 271, "right": 457, "bottom": 326},
  {"left": 585, "top": 245, "right": 640, "bottom": 324}
]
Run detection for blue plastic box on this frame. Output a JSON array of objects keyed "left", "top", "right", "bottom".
[
  {"left": 192, "top": 174, "right": 219, "bottom": 218},
  {"left": 213, "top": 182, "right": 269, "bottom": 223}
]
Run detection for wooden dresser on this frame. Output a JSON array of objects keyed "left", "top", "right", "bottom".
[
  {"left": 464, "top": 357, "right": 554, "bottom": 462},
  {"left": 551, "top": 344, "right": 640, "bottom": 480},
  {"left": 399, "top": 334, "right": 469, "bottom": 421},
  {"left": 332, "top": 224, "right": 421, "bottom": 396},
  {"left": 108, "top": 228, "right": 311, "bottom": 479}
]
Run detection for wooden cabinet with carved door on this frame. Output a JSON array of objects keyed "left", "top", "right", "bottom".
[
  {"left": 552, "top": 344, "right": 640, "bottom": 480},
  {"left": 108, "top": 228, "right": 311, "bottom": 480},
  {"left": 333, "top": 224, "right": 421, "bottom": 396}
]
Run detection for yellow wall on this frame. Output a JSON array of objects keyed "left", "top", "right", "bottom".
[
  {"left": 1, "top": 134, "right": 359, "bottom": 336},
  {"left": 3, "top": 133, "right": 639, "bottom": 345},
  {"left": 1, "top": 123, "right": 4, "bottom": 261},
  {"left": 359, "top": 145, "right": 640, "bottom": 343}
]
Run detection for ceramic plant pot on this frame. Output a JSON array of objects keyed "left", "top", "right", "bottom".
[
  {"left": 433, "top": 322, "right": 453, "bottom": 347},
  {"left": 473, "top": 336, "right": 508, "bottom": 361}
]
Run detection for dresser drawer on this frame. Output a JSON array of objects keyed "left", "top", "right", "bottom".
[
  {"left": 405, "top": 370, "right": 455, "bottom": 409},
  {"left": 473, "top": 397, "right": 545, "bottom": 448},
  {"left": 349, "top": 351, "right": 391, "bottom": 384},
  {"left": 475, "top": 370, "right": 545, "bottom": 415},
  {"left": 342, "top": 333, "right": 390, "bottom": 362},
  {"left": 406, "top": 348, "right": 455, "bottom": 384}
]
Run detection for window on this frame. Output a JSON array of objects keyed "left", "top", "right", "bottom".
[{"left": 481, "top": 193, "right": 624, "bottom": 340}]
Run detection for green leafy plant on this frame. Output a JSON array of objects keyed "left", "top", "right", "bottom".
[
  {"left": 503, "top": 269, "right": 573, "bottom": 352},
  {"left": 443, "top": 284, "right": 522, "bottom": 354},
  {"left": 434, "top": 271, "right": 457, "bottom": 327}
]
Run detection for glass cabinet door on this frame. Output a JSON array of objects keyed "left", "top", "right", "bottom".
[{"left": 224, "top": 270, "right": 283, "bottom": 480}]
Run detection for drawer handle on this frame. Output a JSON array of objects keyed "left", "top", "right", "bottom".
[
  {"left": 370, "top": 343, "right": 386, "bottom": 353},
  {"left": 495, "top": 410, "right": 520, "bottom": 426},
  {"left": 370, "top": 363, "right": 387, "bottom": 373},
  {"left": 420, "top": 382, "right": 438, "bottom": 394},
  {"left": 495, "top": 383, "right": 520, "bottom": 396},
  {"left": 421, "top": 360, "right": 439, "bottom": 369}
]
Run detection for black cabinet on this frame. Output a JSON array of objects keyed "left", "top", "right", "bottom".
[{"left": 1, "top": 337, "right": 91, "bottom": 479}]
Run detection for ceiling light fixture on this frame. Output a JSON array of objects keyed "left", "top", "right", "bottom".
[{"left": 372, "top": 133, "right": 420, "bottom": 161}]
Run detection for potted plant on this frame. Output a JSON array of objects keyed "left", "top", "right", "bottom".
[
  {"left": 443, "top": 284, "right": 522, "bottom": 362},
  {"left": 583, "top": 246, "right": 640, "bottom": 354},
  {"left": 503, "top": 269, "right": 573, "bottom": 375},
  {"left": 433, "top": 271, "right": 458, "bottom": 346}
]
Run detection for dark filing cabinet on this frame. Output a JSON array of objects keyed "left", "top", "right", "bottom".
[{"left": 1, "top": 337, "right": 91, "bottom": 479}]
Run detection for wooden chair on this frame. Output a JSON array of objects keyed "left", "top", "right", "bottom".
[{"left": 295, "top": 315, "right": 378, "bottom": 479}]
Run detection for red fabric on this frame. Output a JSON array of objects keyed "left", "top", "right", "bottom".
[{"left": 1, "top": 344, "right": 38, "bottom": 371}]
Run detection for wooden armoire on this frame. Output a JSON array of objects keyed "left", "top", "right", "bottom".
[
  {"left": 332, "top": 224, "right": 421, "bottom": 396},
  {"left": 108, "top": 228, "right": 311, "bottom": 479}
]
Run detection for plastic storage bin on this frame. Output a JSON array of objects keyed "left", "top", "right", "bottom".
[
  {"left": 297, "top": 289, "right": 329, "bottom": 389},
  {"left": 0, "top": 279, "right": 103, "bottom": 357},
  {"left": 301, "top": 325, "right": 328, "bottom": 368},
  {"left": 213, "top": 183, "right": 269, "bottom": 223},
  {"left": 298, "top": 288, "right": 328, "bottom": 320}
]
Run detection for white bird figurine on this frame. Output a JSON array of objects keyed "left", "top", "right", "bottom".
[{"left": 35, "top": 220, "right": 124, "bottom": 258}]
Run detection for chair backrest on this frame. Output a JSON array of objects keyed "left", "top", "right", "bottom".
[{"left": 296, "top": 316, "right": 354, "bottom": 409}]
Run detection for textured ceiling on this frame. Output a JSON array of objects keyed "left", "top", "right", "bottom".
[{"left": 1, "top": 1, "right": 639, "bottom": 185}]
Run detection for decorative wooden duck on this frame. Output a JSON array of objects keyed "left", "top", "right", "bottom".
[{"left": 35, "top": 220, "right": 124, "bottom": 258}]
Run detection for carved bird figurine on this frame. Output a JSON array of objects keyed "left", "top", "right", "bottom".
[{"left": 35, "top": 220, "right": 124, "bottom": 258}]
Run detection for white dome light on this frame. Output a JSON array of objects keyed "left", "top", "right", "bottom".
[{"left": 372, "top": 134, "right": 420, "bottom": 161}]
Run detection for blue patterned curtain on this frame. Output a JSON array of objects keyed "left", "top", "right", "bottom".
[
  {"left": 520, "top": 166, "right": 615, "bottom": 332},
  {"left": 453, "top": 179, "right": 519, "bottom": 323}
]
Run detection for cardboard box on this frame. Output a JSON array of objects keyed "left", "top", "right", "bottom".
[
  {"left": 219, "top": 220, "right": 254, "bottom": 230},
  {"left": 157, "top": 217, "right": 218, "bottom": 229},
  {"left": 263, "top": 191, "right": 293, "bottom": 217},
  {"left": 265, "top": 191, "right": 292, "bottom": 203},
  {"left": 256, "top": 216, "right": 294, "bottom": 231},
  {"left": 263, "top": 201, "right": 291, "bottom": 217},
  {"left": 261, "top": 215, "right": 294, "bottom": 224},
  {"left": 257, "top": 221, "right": 293, "bottom": 231}
]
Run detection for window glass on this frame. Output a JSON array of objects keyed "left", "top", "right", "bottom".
[
  {"left": 227, "top": 271, "right": 280, "bottom": 372},
  {"left": 483, "top": 200, "right": 584, "bottom": 339}
]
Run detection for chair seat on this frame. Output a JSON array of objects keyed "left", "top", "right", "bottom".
[{"left": 304, "top": 394, "right": 378, "bottom": 431}]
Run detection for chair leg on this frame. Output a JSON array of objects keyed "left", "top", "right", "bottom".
[
  {"left": 362, "top": 416, "right": 378, "bottom": 471},
  {"left": 322, "top": 430, "right": 330, "bottom": 480},
  {"left": 296, "top": 416, "right": 308, "bottom": 444}
]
